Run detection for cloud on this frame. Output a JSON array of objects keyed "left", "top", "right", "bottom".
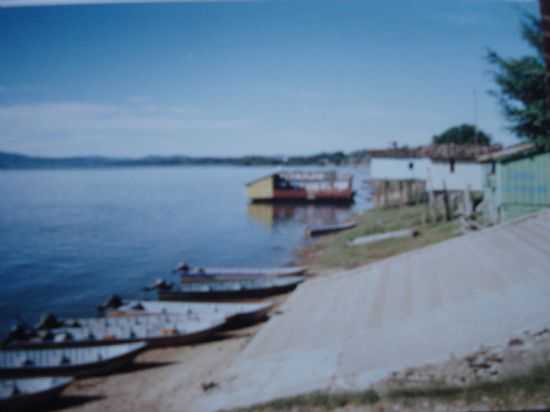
[
  {"left": 0, "top": 0, "right": 252, "bottom": 7},
  {"left": 0, "top": 101, "right": 251, "bottom": 151}
]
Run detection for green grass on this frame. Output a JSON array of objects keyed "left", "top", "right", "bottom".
[
  {"left": 387, "top": 362, "right": 550, "bottom": 406},
  {"left": 299, "top": 205, "right": 460, "bottom": 270},
  {"left": 230, "top": 389, "right": 380, "bottom": 412}
]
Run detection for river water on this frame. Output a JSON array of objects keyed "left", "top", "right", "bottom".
[{"left": 0, "top": 166, "right": 370, "bottom": 333}]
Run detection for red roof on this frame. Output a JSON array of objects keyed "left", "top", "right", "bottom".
[{"left": 368, "top": 144, "right": 502, "bottom": 162}]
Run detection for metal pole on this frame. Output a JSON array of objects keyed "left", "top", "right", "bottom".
[
  {"left": 541, "top": 0, "right": 550, "bottom": 73},
  {"left": 473, "top": 89, "right": 478, "bottom": 145},
  {"left": 541, "top": 1, "right": 550, "bottom": 124}
]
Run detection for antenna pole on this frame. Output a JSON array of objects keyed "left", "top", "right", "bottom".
[{"left": 473, "top": 88, "right": 478, "bottom": 145}]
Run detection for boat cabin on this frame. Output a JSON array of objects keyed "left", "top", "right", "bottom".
[{"left": 246, "top": 171, "right": 354, "bottom": 203}]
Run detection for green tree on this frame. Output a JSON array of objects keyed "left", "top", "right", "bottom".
[
  {"left": 487, "top": 13, "right": 550, "bottom": 148},
  {"left": 432, "top": 124, "right": 492, "bottom": 146}
]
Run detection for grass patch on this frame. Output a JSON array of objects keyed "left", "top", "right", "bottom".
[
  {"left": 387, "top": 362, "right": 550, "bottom": 406},
  {"left": 229, "top": 363, "right": 550, "bottom": 411},
  {"left": 231, "top": 389, "right": 380, "bottom": 412},
  {"left": 298, "top": 205, "right": 460, "bottom": 270}
]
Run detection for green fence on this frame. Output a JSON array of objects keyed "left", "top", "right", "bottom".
[{"left": 499, "top": 152, "right": 550, "bottom": 221}]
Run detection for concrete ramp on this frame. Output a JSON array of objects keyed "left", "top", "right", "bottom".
[{"left": 198, "top": 211, "right": 550, "bottom": 411}]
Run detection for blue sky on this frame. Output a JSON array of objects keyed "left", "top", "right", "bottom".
[{"left": 0, "top": 0, "right": 541, "bottom": 157}]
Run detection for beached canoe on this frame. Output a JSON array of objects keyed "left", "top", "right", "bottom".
[
  {"left": 177, "top": 266, "right": 306, "bottom": 282},
  {"left": 0, "top": 342, "right": 145, "bottom": 378},
  {"left": 306, "top": 221, "right": 357, "bottom": 237},
  {"left": 105, "top": 300, "right": 274, "bottom": 329},
  {"left": 5, "top": 314, "right": 226, "bottom": 349},
  {"left": 0, "top": 377, "right": 73, "bottom": 412},
  {"left": 156, "top": 276, "right": 304, "bottom": 302}
]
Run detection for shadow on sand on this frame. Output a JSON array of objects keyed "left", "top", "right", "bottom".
[
  {"left": 116, "top": 360, "right": 178, "bottom": 374},
  {"left": 44, "top": 394, "right": 105, "bottom": 411}
]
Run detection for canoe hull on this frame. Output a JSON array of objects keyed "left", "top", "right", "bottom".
[
  {"left": 0, "top": 344, "right": 145, "bottom": 378},
  {"left": 0, "top": 378, "right": 72, "bottom": 412},
  {"left": 6, "top": 321, "right": 225, "bottom": 350},
  {"left": 180, "top": 267, "right": 306, "bottom": 283},
  {"left": 224, "top": 304, "right": 273, "bottom": 329},
  {"left": 109, "top": 301, "right": 274, "bottom": 330},
  {"left": 180, "top": 274, "right": 301, "bottom": 283},
  {"left": 307, "top": 222, "right": 357, "bottom": 237},
  {"left": 158, "top": 282, "right": 300, "bottom": 302}
]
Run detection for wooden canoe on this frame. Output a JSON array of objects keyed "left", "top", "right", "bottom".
[
  {"left": 107, "top": 300, "right": 274, "bottom": 329},
  {"left": 0, "top": 342, "right": 146, "bottom": 378},
  {"left": 306, "top": 221, "right": 357, "bottom": 237},
  {"left": 178, "top": 266, "right": 306, "bottom": 282},
  {"left": 158, "top": 276, "right": 304, "bottom": 302},
  {"left": 0, "top": 377, "right": 73, "bottom": 412},
  {"left": 5, "top": 314, "right": 226, "bottom": 349}
]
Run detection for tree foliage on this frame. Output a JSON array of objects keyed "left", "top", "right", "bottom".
[
  {"left": 487, "top": 13, "right": 550, "bottom": 148},
  {"left": 432, "top": 124, "right": 492, "bottom": 146}
]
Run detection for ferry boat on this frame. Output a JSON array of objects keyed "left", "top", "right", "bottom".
[{"left": 246, "top": 171, "right": 354, "bottom": 203}]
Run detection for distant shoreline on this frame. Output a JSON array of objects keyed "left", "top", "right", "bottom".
[
  {"left": 0, "top": 150, "right": 370, "bottom": 170},
  {"left": 0, "top": 163, "right": 282, "bottom": 171}
]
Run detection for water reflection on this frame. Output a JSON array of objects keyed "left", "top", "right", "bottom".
[{"left": 247, "top": 203, "right": 354, "bottom": 229}]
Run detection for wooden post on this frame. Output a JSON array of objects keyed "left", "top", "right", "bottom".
[
  {"left": 463, "top": 185, "right": 473, "bottom": 218},
  {"left": 443, "top": 181, "right": 451, "bottom": 222},
  {"left": 428, "top": 190, "right": 436, "bottom": 223}
]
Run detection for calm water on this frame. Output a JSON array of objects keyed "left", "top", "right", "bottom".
[{"left": 0, "top": 166, "right": 370, "bottom": 334}]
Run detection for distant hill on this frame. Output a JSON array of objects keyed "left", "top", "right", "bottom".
[{"left": 0, "top": 150, "right": 370, "bottom": 170}]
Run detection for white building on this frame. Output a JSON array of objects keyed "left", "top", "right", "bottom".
[
  {"left": 369, "top": 156, "right": 484, "bottom": 192},
  {"left": 428, "top": 160, "right": 484, "bottom": 191},
  {"left": 368, "top": 157, "right": 431, "bottom": 181}
]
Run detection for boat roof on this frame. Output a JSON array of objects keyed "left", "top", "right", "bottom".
[
  {"left": 246, "top": 171, "right": 352, "bottom": 186},
  {"left": 245, "top": 173, "right": 277, "bottom": 187}
]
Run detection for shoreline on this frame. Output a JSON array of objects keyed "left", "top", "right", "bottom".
[
  {"left": 293, "top": 204, "right": 461, "bottom": 274},
  {"left": 52, "top": 206, "right": 550, "bottom": 412}
]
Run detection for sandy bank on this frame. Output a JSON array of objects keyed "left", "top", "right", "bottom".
[{"left": 57, "top": 325, "right": 260, "bottom": 412}]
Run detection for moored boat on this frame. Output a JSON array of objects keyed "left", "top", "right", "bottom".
[
  {"left": 0, "top": 377, "right": 73, "bottom": 412},
  {"left": 0, "top": 342, "right": 146, "bottom": 378},
  {"left": 246, "top": 171, "right": 354, "bottom": 204},
  {"left": 176, "top": 266, "right": 306, "bottom": 282},
  {"left": 306, "top": 221, "right": 357, "bottom": 237},
  {"left": 5, "top": 314, "right": 226, "bottom": 349},
  {"left": 104, "top": 299, "right": 274, "bottom": 329},
  {"left": 154, "top": 276, "right": 304, "bottom": 302}
]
